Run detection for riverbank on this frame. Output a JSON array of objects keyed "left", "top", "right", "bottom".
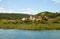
[{"left": 0, "top": 23, "right": 60, "bottom": 30}]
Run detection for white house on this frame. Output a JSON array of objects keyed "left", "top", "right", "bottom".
[{"left": 21, "top": 17, "right": 27, "bottom": 21}]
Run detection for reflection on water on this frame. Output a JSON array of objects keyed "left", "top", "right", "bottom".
[{"left": 0, "top": 29, "right": 60, "bottom": 39}]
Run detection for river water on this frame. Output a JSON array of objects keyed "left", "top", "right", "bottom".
[{"left": 0, "top": 29, "right": 60, "bottom": 39}]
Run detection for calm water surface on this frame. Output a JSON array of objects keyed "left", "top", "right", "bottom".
[{"left": 0, "top": 29, "right": 60, "bottom": 39}]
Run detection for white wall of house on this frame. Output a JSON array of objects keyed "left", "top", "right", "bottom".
[
  {"left": 21, "top": 18, "right": 26, "bottom": 21},
  {"left": 29, "top": 16, "right": 33, "bottom": 20}
]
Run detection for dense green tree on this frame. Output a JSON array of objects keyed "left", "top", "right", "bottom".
[
  {"left": 0, "top": 13, "right": 31, "bottom": 20},
  {"left": 36, "top": 11, "right": 60, "bottom": 18}
]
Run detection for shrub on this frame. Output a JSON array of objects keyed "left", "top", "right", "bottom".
[{"left": 53, "top": 17, "right": 60, "bottom": 23}]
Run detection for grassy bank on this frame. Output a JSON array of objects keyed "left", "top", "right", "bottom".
[{"left": 0, "top": 23, "right": 60, "bottom": 30}]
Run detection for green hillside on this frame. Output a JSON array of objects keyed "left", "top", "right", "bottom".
[
  {"left": 36, "top": 11, "right": 60, "bottom": 18},
  {"left": 0, "top": 13, "right": 31, "bottom": 20},
  {"left": 0, "top": 11, "right": 60, "bottom": 30}
]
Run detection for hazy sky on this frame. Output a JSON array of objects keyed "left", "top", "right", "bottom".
[{"left": 0, "top": 0, "right": 60, "bottom": 14}]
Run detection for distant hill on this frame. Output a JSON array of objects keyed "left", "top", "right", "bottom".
[
  {"left": 0, "top": 13, "right": 32, "bottom": 20},
  {"left": 0, "top": 11, "right": 60, "bottom": 20},
  {"left": 36, "top": 11, "right": 60, "bottom": 18}
]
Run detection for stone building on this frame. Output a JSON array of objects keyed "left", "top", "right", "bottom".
[{"left": 35, "top": 16, "right": 42, "bottom": 21}]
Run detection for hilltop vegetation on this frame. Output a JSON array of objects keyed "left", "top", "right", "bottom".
[
  {"left": 0, "top": 13, "right": 31, "bottom": 20},
  {"left": 36, "top": 11, "right": 60, "bottom": 18}
]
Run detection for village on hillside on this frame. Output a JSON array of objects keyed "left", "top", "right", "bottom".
[
  {"left": 21, "top": 15, "right": 48, "bottom": 21},
  {"left": 21, "top": 13, "right": 49, "bottom": 21},
  {"left": 0, "top": 13, "right": 51, "bottom": 24},
  {"left": 0, "top": 11, "right": 60, "bottom": 24}
]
